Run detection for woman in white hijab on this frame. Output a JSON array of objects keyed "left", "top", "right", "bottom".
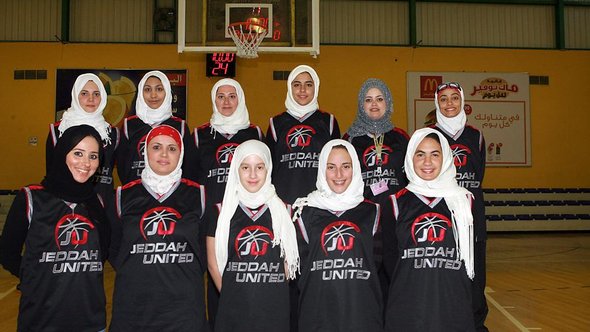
[
  {"left": 46, "top": 73, "right": 120, "bottom": 202},
  {"left": 110, "top": 125, "right": 208, "bottom": 331},
  {"left": 116, "top": 70, "right": 191, "bottom": 185},
  {"left": 265, "top": 64, "right": 341, "bottom": 205},
  {"left": 383, "top": 127, "right": 476, "bottom": 332},
  {"left": 206, "top": 139, "right": 298, "bottom": 332},
  {"left": 189, "top": 78, "right": 264, "bottom": 208},
  {"left": 292, "top": 139, "right": 384, "bottom": 332},
  {"left": 432, "top": 81, "right": 489, "bottom": 331},
  {"left": 188, "top": 78, "right": 264, "bottom": 329},
  {"left": 265, "top": 65, "right": 341, "bottom": 332}
]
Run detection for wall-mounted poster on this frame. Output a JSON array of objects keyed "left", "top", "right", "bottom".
[
  {"left": 407, "top": 72, "right": 531, "bottom": 167},
  {"left": 56, "top": 69, "right": 187, "bottom": 127}
]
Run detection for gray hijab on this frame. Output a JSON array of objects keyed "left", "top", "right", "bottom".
[{"left": 346, "top": 78, "right": 394, "bottom": 138}]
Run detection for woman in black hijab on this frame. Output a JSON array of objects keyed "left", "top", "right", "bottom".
[{"left": 0, "top": 125, "right": 109, "bottom": 332}]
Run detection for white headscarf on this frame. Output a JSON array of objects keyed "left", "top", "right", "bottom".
[
  {"left": 135, "top": 70, "right": 173, "bottom": 126},
  {"left": 435, "top": 82, "right": 466, "bottom": 135},
  {"left": 58, "top": 73, "right": 111, "bottom": 144},
  {"left": 215, "top": 140, "right": 299, "bottom": 279},
  {"left": 292, "top": 139, "right": 365, "bottom": 219},
  {"left": 405, "top": 128, "right": 474, "bottom": 279},
  {"left": 285, "top": 65, "right": 320, "bottom": 118},
  {"left": 210, "top": 78, "right": 250, "bottom": 135},
  {"left": 141, "top": 125, "right": 184, "bottom": 195}
]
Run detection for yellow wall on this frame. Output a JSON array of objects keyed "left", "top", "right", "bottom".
[{"left": 1, "top": 42, "right": 589, "bottom": 189}]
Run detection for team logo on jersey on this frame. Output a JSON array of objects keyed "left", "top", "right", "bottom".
[
  {"left": 411, "top": 212, "right": 452, "bottom": 244},
  {"left": 136, "top": 134, "right": 148, "bottom": 157},
  {"left": 286, "top": 125, "right": 316, "bottom": 150},
  {"left": 320, "top": 221, "right": 360, "bottom": 255},
  {"left": 216, "top": 143, "right": 239, "bottom": 166},
  {"left": 235, "top": 225, "right": 274, "bottom": 258},
  {"left": 362, "top": 145, "right": 393, "bottom": 167},
  {"left": 54, "top": 214, "right": 95, "bottom": 249},
  {"left": 139, "top": 207, "right": 182, "bottom": 240},
  {"left": 450, "top": 144, "right": 472, "bottom": 168}
]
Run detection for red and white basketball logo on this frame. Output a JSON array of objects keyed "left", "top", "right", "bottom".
[
  {"left": 136, "top": 134, "right": 148, "bottom": 157},
  {"left": 235, "top": 225, "right": 274, "bottom": 258},
  {"left": 363, "top": 145, "right": 393, "bottom": 167},
  {"left": 321, "top": 221, "right": 360, "bottom": 255},
  {"left": 411, "top": 212, "right": 452, "bottom": 244},
  {"left": 216, "top": 143, "right": 239, "bottom": 166},
  {"left": 450, "top": 144, "right": 472, "bottom": 168},
  {"left": 286, "top": 125, "right": 316, "bottom": 150},
  {"left": 139, "top": 207, "right": 182, "bottom": 240},
  {"left": 54, "top": 214, "right": 95, "bottom": 249}
]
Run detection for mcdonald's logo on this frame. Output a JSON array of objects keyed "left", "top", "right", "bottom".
[{"left": 420, "top": 76, "right": 443, "bottom": 98}]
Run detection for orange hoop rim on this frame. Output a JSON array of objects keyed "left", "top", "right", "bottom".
[
  {"left": 227, "top": 21, "right": 267, "bottom": 30},
  {"left": 227, "top": 21, "right": 268, "bottom": 38}
]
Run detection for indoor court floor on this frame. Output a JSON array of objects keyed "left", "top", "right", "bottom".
[{"left": 1, "top": 232, "right": 588, "bottom": 331}]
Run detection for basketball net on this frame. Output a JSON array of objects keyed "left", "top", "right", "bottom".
[{"left": 227, "top": 22, "right": 267, "bottom": 58}]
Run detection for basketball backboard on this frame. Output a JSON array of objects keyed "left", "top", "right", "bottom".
[{"left": 178, "top": 0, "right": 320, "bottom": 57}]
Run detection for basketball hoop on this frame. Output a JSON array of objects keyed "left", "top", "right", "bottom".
[{"left": 227, "top": 22, "right": 267, "bottom": 59}]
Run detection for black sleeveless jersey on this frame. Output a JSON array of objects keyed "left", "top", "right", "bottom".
[
  {"left": 116, "top": 115, "right": 191, "bottom": 185},
  {"left": 344, "top": 128, "right": 409, "bottom": 206},
  {"left": 382, "top": 189, "right": 475, "bottom": 332},
  {"left": 209, "top": 204, "right": 290, "bottom": 332},
  {"left": 47, "top": 122, "right": 120, "bottom": 201},
  {"left": 109, "top": 179, "right": 207, "bottom": 332},
  {"left": 265, "top": 110, "right": 340, "bottom": 204},
  {"left": 296, "top": 201, "right": 383, "bottom": 332},
  {"left": 189, "top": 123, "right": 263, "bottom": 206},
  {"left": 12, "top": 186, "right": 106, "bottom": 332},
  {"left": 432, "top": 124, "right": 487, "bottom": 240}
]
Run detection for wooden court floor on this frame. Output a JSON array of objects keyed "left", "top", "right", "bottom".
[{"left": 1, "top": 232, "right": 589, "bottom": 331}]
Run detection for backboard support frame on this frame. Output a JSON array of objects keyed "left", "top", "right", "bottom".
[{"left": 177, "top": 0, "right": 320, "bottom": 57}]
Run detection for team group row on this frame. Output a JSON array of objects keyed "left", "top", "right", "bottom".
[{"left": 0, "top": 65, "right": 488, "bottom": 332}]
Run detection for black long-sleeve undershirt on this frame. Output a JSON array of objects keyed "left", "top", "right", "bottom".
[{"left": 0, "top": 191, "right": 28, "bottom": 278}]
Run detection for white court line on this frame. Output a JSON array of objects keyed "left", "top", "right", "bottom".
[
  {"left": 486, "top": 287, "right": 531, "bottom": 331},
  {"left": 0, "top": 285, "right": 16, "bottom": 300}
]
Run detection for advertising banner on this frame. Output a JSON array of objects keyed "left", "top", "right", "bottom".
[
  {"left": 56, "top": 69, "right": 187, "bottom": 127},
  {"left": 407, "top": 72, "right": 531, "bottom": 166}
]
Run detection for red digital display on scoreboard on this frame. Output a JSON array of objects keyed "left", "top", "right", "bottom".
[{"left": 206, "top": 53, "right": 236, "bottom": 77}]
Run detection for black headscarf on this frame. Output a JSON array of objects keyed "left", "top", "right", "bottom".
[
  {"left": 41, "top": 125, "right": 110, "bottom": 259},
  {"left": 42, "top": 125, "right": 104, "bottom": 202}
]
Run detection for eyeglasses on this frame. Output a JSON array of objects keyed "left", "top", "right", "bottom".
[{"left": 436, "top": 82, "right": 462, "bottom": 93}]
